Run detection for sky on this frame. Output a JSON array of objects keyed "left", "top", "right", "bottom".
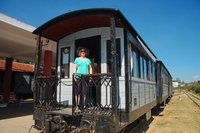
[{"left": 1, "top": 0, "right": 200, "bottom": 82}]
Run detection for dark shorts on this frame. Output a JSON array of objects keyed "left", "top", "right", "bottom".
[{"left": 74, "top": 78, "right": 88, "bottom": 95}]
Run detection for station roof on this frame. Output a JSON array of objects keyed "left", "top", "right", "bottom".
[
  {"left": 33, "top": 8, "right": 156, "bottom": 59},
  {"left": 0, "top": 13, "right": 36, "bottom": 62},
  {"left": 0, "top": 13, "right": 56, "bottom": 63}
]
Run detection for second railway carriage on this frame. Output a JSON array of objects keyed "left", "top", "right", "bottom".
[
  {"left": 33, "top": 8, "right": 172, "bottom": 133},
  {"left": 156, "top": 61, "right": 172, "bottom": 105}
]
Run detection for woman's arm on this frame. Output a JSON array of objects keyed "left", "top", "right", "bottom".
[
  {"left": 73, "top": 63, "right": 77, "bottom": 74},
  {"left": 89, "top": 64, "right": 93, "bottom": 74},
  {"left": 73, "top": 63, "right": 77, "bottom": 80}
]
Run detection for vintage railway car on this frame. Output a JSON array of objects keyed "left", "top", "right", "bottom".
[
  {"left": 32, "top": 8, "right": 172, "bottom": 133},
  {"left": 156, "top": 61, "right": 172, "bottom": 105}
]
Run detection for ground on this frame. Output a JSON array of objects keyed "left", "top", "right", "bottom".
[
  {"left": 0, "top": 115, "right": 36, "bottom": 133},
  {"left": 0, "top": 103, "right": 37, "bottom": 133},
  {"left": 0, "top": 90, "right": 200, "bottom": 133},
  {"left": 146, "top": 90, "right": 200, "bottom": 133}
]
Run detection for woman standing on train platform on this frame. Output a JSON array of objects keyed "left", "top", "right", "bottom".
[{"left": 73, "top": 47, "right": 92, "bottom": 112}]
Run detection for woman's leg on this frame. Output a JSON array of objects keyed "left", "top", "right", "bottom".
[
  {"left": 77, "top": 94, "right": 80, "bottom": 105},
  {"left": 75, "top": 95, "right": 77, "bottom": 105},
  {"left": 75, "top": 79, "right": 81, "bottom": 106},
  {"left": 84, "top": 95, "right": 86, "bottom": 107},
  {"left": 82, "top": 80, "right": 88, "bottom": 108},
  {"left": 75, "top": 94, "right": 81, "bottom": 112},
  {"left": 75, "top": 95, "right": 79, "bottom": 105}
]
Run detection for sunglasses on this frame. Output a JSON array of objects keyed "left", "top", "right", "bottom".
[{"left": 80, "top": 50, "right": 86, "bottom": 52}]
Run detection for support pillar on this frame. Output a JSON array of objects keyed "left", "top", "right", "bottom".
[
  {"left": 3, "top": 58, "right": 13, "bottom": 103},
  {"left": 110, "top": 16, "right": 119, "bottom": 113},
  {"left": 43, "top": 50, "right": 53, "bottom": 76}
]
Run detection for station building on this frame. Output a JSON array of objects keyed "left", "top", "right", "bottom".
[{"left": 0, "top": 13, "right": 56, "bottom": 103}]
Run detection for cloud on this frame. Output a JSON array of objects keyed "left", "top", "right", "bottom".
[{"left": 192, "top": 75, "right": 200, "bottom": 79}]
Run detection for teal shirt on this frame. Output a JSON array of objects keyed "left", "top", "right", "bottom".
[{"left": 74, "top": 58, "right": 91, "bottom": 76}]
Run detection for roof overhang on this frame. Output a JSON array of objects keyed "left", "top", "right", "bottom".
[
  {"left": 33, "top": 8, "right": 124, "bottom": 41},
  {"left": 33, "top": 8, "right": 157, "bottom": 59}
]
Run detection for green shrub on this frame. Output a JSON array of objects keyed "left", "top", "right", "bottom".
[{"left": 186, "top": 83, "right": 200, "bottom": 95}]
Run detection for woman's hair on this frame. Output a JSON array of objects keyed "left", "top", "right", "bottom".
[{"left": 77, "top": 47, "right": 89, "bottom": 57}]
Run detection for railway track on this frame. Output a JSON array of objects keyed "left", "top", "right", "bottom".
[{"left": 184, "top": 91, "right": 200, "bottom": 108}]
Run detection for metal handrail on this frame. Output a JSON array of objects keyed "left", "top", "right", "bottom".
[{"left": 72, "top": 73, "right": 115, "bottom": 115}]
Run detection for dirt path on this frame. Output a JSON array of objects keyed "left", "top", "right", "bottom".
[
  {"left": 0, "top": 115, "right": 37, "bottom": 133},
  {"left": 0, "top": 103, "right": 37, "bottom": 133},
  {"left": 146, "top": 90, "right": 200, "bottom": 133}
]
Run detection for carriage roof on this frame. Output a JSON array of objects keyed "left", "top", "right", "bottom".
[
  {"left": 157, "top": 60, "right": 172, "bottom": 78},
  {"left": 33, "top": 8, "right": 156, "bottom": 58}
]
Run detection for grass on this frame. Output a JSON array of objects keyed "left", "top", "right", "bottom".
[
  {"left": 173, "top": 83, "right": 200, "bottom": 96},
  {"left": 188, "top": 83, "right": 200, "bottom": 96},
  {"left": 147, "top": 90, "right": 200, "bottom": 133}
]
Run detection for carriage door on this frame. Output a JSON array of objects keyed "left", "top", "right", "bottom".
[{"left": 75, "top": 36, "right": 101, "bottom": 103}]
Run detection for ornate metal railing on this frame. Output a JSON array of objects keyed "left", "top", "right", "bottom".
[
  {"left": 72, "top": 73, "right": 114, "bottom": 115},
  {"left": 34, "top": 76, "right": 58, "bottom": 109},
  {"left": 33, "top": 76, "right": 58, "bottom": 130}
]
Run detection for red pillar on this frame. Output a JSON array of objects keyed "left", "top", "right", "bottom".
[
  {"left": 3, "top": 58, "right": 13, "bottom": 103},
  {"left": 43, "top": 50, "right": 53, "bottom": 76}
]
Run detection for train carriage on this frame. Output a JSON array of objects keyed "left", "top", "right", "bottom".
[
  {"left": 32, "top": 8, "right": 172, "bottom": 133},
  {"left": 156, "top": 61, "right": 172, "bottom": 105}
]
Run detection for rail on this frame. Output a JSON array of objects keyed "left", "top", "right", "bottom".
[
  {"left": 184, "top": 91, "right": 200, "bottom": 108},
  {"left": 33, "top": 76, "right": 59, "bottom": 130},
  {"left": 34, "top": 76, "right": 58, "bottom": 109},
  {"left": 72, "top": 73, "right": 114, "bottom": 115}
]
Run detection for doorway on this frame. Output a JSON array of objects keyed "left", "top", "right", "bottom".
[
  {"left": 75, "top": 36, "right": 101, "bottom": 73},
  {"left": 75, "top": 35, "right": 101, "bottom": 104}
]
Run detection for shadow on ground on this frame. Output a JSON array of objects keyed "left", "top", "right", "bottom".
[
  {"left": 0, "top": 102, "right": 33, "bottom": 120},
  {"left": 123, "top": 104, "right": 166, "bottom": 133}
]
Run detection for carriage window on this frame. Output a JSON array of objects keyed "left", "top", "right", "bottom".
[
  {"left": 144, "top": 58, "right": 147, "bottom": 80},
  {"left": 61, "top": 47, "right": 70, "bottom": 78},
  {"left": 140, "top": 56, "right": 144, "bottom": 79},
  {"left": 163, "top": 70, "right": 165, "bottom": 84},
  {"left": 150, "top": 61, "right": 153, "bottom": 81},
  {"left": 152, "top": 62, "right": 155, "bottom": 81},
  {"left": 147, "top": 60, "right": 150, "bottom": 80},
  {"left": 149, "top": 60, "right": 152, "bottom": 81},
  {"left": 161, "top": 67, "right": 163, "bottom": 82},
  {"left": 164, "top": 70, "right": 168, "bottom": 84},
  {"left": 107, "top": 39, "right": 121, "bottom": 76},
  {"left": 137, "top": 53, "right": 140, "bottom": 78},
  {"left": 132, "top": 50, "right": 138, "bottom": 77}
]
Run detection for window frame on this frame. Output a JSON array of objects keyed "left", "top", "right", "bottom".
[
  {"left": 131, "top": 45, "right": 139, "bottom": 78},
  {"left": 60, "top": 47, "right": 71, "bottom": 79}
]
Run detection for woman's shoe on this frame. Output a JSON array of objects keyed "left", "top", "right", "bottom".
[{"left": 75, "top": 106, "right": 81, "bottom": 112}]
